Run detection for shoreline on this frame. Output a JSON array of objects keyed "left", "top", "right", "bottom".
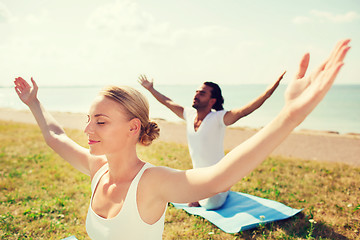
[{"left": 1, "top": 107, "right": 359, "bottom": 167}]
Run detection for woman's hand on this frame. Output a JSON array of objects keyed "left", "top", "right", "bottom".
[
  {"left": 283, "top": 39, "right": 351, "bottom": 125},
  {"left": 14, "top": 77, "right": 39, "bottom": 106}
]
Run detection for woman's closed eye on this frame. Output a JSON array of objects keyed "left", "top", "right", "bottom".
[{"left": 87, "top": 113, "right": 110, "bottom": 125}]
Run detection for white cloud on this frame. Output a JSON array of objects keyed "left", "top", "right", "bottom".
[
  {"left": 293, "top": 10, "right": 360, "bottom": 24},
  {"left": 310, "top": 10, "right": 359, "bottom": 23},
  {"left": 0, "top": 2, "right": 14, "bottom": 23},
  {"left": 292, "top": 16, "right": 311, "bottom": 24},
  {"left": 236, "top": 40, "right": 264, "bottom": 50},
  {"left": 86, "top": 1, "right": 234, "bottom": 53},
  {"left": 171, "top": 25, "right": 233, "bottom": 47},
  {"left": 24, "top": 9, "right": 49, "bottom": 24},
  {"left": 87, "top": 0, "right": 151, "bottom": 34},
  {"left": 86, "top": 0, "right": 175, "bottom": 50}
]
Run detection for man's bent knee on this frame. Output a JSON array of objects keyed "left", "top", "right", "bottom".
[{"left": 199, "top": 191, "right": 229, "bottom": 210}]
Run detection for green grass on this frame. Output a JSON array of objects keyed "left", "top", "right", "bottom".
[{"left": 0, "top": 120, "right": 359, "bottom": 239}]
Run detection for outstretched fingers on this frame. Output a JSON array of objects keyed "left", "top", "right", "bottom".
[
  {"left": 278, "top": 71, "right": 286, "bottom": 82},
  {"left": 137, "top": 74, "right": 147, "bottom": 84},
  {"left": 295, "top": 53, "right": 310, "bottom": 79},
  {"left": 19, "top": 77, "right": 30, "bottom": 89},
  {"left": 15, "top": 77, "right": 36, "bottom": 92},
  {"left": 320, "top": 61, "right": 345, "bottom": 93},
  {"left": 334, "top": 44, "right": 351, "bottom": 66},
  {"left": 30, "top": 77, "right": 38, "bottom": 91},
  {"left": 314, "top": 40, "right": 350, "bottom": 100},
  {"left": 14, "top": 85, "right": 22, "bottom": 96},
  {"left": 14, "top": 78, "right": 23, "bottom": 93},
  {"left": 325, "top": 39, "right": 351, "bottom": 70},
  {"left": 15, "top": 77, "right": 31, "bottom": 92},
  {"left": 322, "top": 40, "right": 350, "bottom": 84},
  {"left": 14, "top": 78, "right": 27, "bottom": 99},
  {"left": 309, "top": 39, "right": 350, "bottom": 85}
]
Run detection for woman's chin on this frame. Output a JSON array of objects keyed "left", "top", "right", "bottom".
[{"left": 89, "top": 148, "right": 104, "bottom": 156}]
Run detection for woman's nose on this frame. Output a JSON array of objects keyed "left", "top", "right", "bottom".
[{"left": 84, "top": 121, "right": 94, "bottom": 134}]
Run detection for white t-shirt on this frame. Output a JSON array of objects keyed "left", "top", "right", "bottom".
[{"left": 183, "top": 107, "right": 227, "bottom": 168}]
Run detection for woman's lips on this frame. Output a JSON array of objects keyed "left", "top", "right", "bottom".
[{"left": 88, "top": 140, "right": 100, "bottom": 145}]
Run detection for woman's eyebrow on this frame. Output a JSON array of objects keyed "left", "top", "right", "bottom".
[{"left": 94, "top": 113, "right": 110, "bottom": 118}]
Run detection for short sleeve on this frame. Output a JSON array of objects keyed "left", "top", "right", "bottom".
[
  {"left": 217, "top": 110, "right": 227, "bottom": 127},
  {"left": 183, "top": 107, "right": 192, "bottom": 121}
]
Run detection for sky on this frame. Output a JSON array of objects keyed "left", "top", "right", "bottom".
[{"left": 0, "top": 0, "right": 359, "bottom": 86}]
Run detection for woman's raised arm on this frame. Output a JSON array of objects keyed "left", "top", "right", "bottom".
[{"left": 14, "top": 77, "right": 95, "bottom": 176}]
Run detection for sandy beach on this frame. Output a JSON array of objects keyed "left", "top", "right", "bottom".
[{"left": 1, "top": 108, "right": 359, "bottom": 167}]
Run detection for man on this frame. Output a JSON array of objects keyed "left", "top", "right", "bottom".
[{"left": 138, "top": 72, "right": 285, "bottom": 209}]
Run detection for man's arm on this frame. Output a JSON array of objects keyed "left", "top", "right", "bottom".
[
  {"left": 138, "top": 75, "right": 185, "bottom": 119},
  {"left": 223, "top": 71, "right": 285, "bottom": 126}
]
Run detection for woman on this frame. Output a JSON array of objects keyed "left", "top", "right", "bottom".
[{"left": 14, "top": 39, "right": 350, "bottom": 239}]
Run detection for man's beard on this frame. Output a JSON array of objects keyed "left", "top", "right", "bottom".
[{"left": 192, "top": 98, "right": 208, "bottom": 110}]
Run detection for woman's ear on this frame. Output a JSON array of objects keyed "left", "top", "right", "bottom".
[{"left": 129, "top": 118, "right": 141, "bottom": 136}]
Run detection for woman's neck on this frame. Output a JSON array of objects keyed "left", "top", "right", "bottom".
[{"left": 105, "top": 147, "right": 144, "bottom": 183}]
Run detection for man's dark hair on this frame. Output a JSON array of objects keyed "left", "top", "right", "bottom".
[{"left": 204, "top": 82, "right": 224, "bottom": 111}]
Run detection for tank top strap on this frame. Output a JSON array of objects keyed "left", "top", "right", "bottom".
[
  {"left": 90, "top": 163, "right": 109, "bottom": 192},
  {"left": 126, "top": 162, "right": 153, "bottom": 201},
  {"left": 132, "top": 162, "right": 153, "bottom": 183}
]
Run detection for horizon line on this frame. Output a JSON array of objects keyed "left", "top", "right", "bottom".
[{"left": 2, "top": 83, "right": 360, "bottom": 88}]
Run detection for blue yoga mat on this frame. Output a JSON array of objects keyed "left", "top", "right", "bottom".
[
  {"left": 172, "top": 191, "right": 302, "bottom": 233},
  {"left": 61, "top": 236, "right": 78, "bottom": 240}
]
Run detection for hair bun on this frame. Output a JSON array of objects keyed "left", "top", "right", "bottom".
[{"left": 139, "top": 121, "right": 160, "bottom": 146}]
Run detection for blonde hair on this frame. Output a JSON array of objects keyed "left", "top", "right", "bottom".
[{"left": 100, "top": 86, "right": 160, "bottom": 146}]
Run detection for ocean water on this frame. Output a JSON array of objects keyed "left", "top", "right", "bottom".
[{"left": 1, "top": 84, "right": 359, "bottom": 134}]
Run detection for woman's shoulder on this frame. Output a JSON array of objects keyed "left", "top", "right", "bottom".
[
  {"left": 141, "top": 165, "right": 181, "bottom": 184},
  {"left": 89, "top": 156, "right": 108, "bottom": 180}
]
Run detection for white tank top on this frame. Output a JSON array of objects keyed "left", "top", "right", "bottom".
[{"left": 86, "top": 163, "right": 166, "bottom": 239}]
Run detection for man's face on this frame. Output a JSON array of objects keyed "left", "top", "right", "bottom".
[{"left": 192, "top": 84, "right": 214, "bottom": 110}]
